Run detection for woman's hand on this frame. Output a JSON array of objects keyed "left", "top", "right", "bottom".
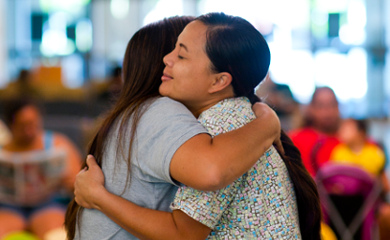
[
  {"left": 74, "top": 155, "right": 106, "bottom": 210},
  {"left": 252, "top": 102, "right": 284, "bottom": 155}
]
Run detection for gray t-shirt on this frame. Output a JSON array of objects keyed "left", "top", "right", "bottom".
[{"left": 75, "top": 97, "right": 207, "bottom": 240}]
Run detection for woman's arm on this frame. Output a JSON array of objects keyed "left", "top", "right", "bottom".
[
  {"left": 170, "top": 102, "right": 281, "bottom": 191},
  {"left": 75, "top": 103, "right": 280, "bottom": 239},
  {"left": 76, "top": 157, "right": 211, "bottom": 240}
]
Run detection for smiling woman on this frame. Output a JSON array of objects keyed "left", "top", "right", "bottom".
[{"left": 160, "top": 20, "right": 233, "bottom": 118}]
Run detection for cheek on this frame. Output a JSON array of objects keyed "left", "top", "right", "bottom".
[
  {"left": 339, "top": 126, "right": 356, "bottom": 141},
  {"left": 174, "top": 63, "right": 202, "bottom": 83},
  {"left": 159, "top": 81, "right": 183, "bottom": 99}
]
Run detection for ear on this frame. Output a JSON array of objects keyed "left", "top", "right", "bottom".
[{"left": 208, "top": 72, "right": 232, "bottom": 94}]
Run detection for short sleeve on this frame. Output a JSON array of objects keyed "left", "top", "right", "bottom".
[
  {"left": 133, "top": 97, "right": 208, "bottom": 185},
  {"left": 171, "top": 178, "right": 242, "bottom": 229}
]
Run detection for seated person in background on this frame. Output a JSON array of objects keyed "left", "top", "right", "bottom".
[
  {"left": 0, "top": 69, "right": 41, "bottom": 100},
  {"left": 0, "top": 98, "right": 82, "bottom": 239},
  {"left": 256, "top": 75, "right": 301, "bottom": 131},
  {"left": 289, "top": 86, "right": 341, "bottom": 176},
  {"left": 330, "top": 118, "right": 386, "bottom": 177},
  {"left": 329, "top": 117, "right": 390, "bottom": 240}
]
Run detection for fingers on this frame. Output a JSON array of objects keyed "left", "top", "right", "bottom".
[
  {"left": 74, "top": 194, "right": 89, "bottom": 208},
  {"left": 86, "top": 154, "right": 98, "bottom": 168},
  {"left": 252, "top": 103, "right": 279, "bottom": 126},
  {"left": 252, "top": 102, "right": 267, "bottom": 117},
  {"left": 77, "top": 167, "right": 88, "bottom": 176}
]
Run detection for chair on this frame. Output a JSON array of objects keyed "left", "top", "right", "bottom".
[{"left": 315, "top": 163, "right": 383, "bottom": 240}]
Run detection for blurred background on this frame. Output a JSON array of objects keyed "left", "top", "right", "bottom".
[
  {"left": 1, "top": 1, "right": 390, "bottom": 239},
  {"left": 0, "top": 0, "right": 389, "bottom": 158}
]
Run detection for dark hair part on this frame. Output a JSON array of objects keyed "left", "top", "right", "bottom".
[
  {"left": 2, "top": 98, "right": 43, "bottom": 127},
  {"left": 197, "top": 12, "right": 321, "bottom": 240},
  {"left": 64, "top": 16, "right": 194, "bottom": 240}
]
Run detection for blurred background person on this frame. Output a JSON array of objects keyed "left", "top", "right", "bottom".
[
  {"left": 0, "top": 69, "right": 41, "bottom": 101},
  {"left": 289, "top": 86, "right": 342, "bottom": 176},
  {"left": 97, "top": 65, "right": 123, "bottom": 103},
  {"left": 256, "top": 75, "right": 301, "bottom": 131},
  {"left": 330, "top": 118, "right": 387, "bottom": 179},
  {"left": 329, "top": 117, "right": 390, "bottom": 240},
  {"left": 0, "top": 98, "right": 82, "bottom": 239}
]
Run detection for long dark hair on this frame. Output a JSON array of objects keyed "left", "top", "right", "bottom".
[
  {"left": 196, "top": 12, "right": 322, "bottom": 240},
  {"left": 64, "top": 16, "right": 194, "bottom": 240}
]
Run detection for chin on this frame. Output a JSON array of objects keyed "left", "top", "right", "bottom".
[
  {"left": 158, "top": 90, "right": 169, "bottom": 98},
  {"left": 158, "top": 85, "right": 172, "bottom": 98},
  {"left": 158, "top": 85, "right": 167, "bottom": 96}
]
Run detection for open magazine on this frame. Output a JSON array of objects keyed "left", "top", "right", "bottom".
[{"left": 0, "top": 149, "right": 67, "bottom": 206}]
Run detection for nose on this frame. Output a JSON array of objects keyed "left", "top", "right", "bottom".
[{"left": 163, "top": 51, "right": 174, "bottom": 67}]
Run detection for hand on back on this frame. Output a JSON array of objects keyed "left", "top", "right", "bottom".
[{"left": 74, "top": 155, "right": 106, "bottom": 210}]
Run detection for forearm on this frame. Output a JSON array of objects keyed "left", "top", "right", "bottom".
[
  {"left": 93, "top": 188, "right": 209, "bottom": 240},
  {"left": 171, "top": 108, "right": 280, "bottom": 191}
]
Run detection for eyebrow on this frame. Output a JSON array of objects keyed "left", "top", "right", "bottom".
[{"left": 179, "top": 43, "right": 188, "bottom": 52}]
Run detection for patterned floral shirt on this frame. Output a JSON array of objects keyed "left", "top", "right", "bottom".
[{"left": 171, "top": 97, "right": 301, "bottom": 239}]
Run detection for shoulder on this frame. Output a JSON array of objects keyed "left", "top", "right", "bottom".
[
  {"left": 330, "top": 143, "right": 349, "bottom": 156},
  {"left": 288, "top": 127, "right": 321, "bottom": 144},
  {"left": 150, "top": 97, "right": 188, "bottom": 109},
  {"left": 197, "top": 97, "right": 255, "bottom": 134},
  {"left": 364, "top": 142, "right": 385, "bottom": 157},
  {"left": 51, "top": 131, "right": 78, "bottom": 149},
  {"left": 146, "top": 97, "right": 194, "bottom": 117},
  {"left": 199, "top": 97, "right": 254, "bottom": 121},
  {"left": 289, "top": 127, "right": 317, "bottom": 138},
  {"left": 51, "top": 131, "right": 69, "bottom": 142},
  {"left": 137, "top": 97, "right": 203, "bottom": 135}
]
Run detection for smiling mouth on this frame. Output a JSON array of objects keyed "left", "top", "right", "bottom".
[{"left": 161, "top": 72, "right": 173, "bottom": 81}]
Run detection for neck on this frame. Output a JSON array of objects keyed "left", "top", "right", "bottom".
[
  {"left": 5, "top": 135, "right": 42, "bottom": 152},
  {"left": 189, "top": 91, "right": 235, "bottom": 118},
  {"left": 190, "top": 102, "right": 219, "bottom": 118},
  {"left": 346, "top": 138, "right": 366, "bottom": 153}
]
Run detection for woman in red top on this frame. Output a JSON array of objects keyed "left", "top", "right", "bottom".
[{"left": 289, "top": 87, "right": 341, "bottom": 176}]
